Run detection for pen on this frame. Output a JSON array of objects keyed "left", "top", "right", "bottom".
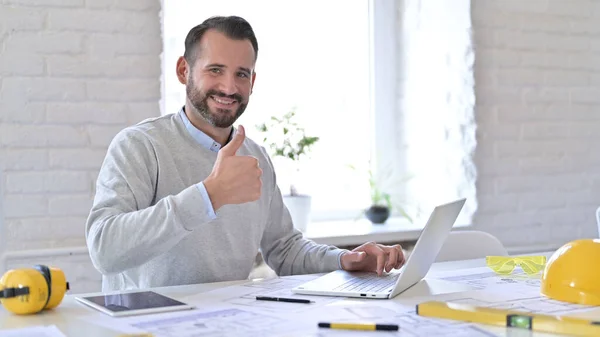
[
  {"left": 255, "top": 296, "right": 313, "bottom": 304},
  {"left": 318, "top": 322, "right": 399, "bottom": 331}
]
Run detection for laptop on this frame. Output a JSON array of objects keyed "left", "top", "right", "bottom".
[{"left": 292, "top": 198, "right": 466, "bottom": 299}]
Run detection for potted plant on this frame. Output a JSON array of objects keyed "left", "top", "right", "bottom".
[
  {"left": 353, "top": 164, "right": 414, "bottom": 225},
  {"left": 256, "top": 108, "right": 319, "bottom": 232}
]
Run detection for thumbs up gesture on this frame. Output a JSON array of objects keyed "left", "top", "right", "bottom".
[{"left": 203, "top": 125, "right": 263, "bottom": 211}]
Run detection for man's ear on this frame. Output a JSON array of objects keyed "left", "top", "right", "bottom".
[
  {"left": 250, "top": 72, "right": 257, "bottom": 94},
  {"left": 176, "top": 56, "right": 188, "bottom": 85}
]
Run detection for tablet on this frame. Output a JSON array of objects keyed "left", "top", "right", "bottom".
[{"left": 75, "top": 290, "right": 195, "bottom": 317}]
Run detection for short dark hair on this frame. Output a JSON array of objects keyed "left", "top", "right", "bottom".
[{"left": 183, "top": 16, "right": 259, "bottom": 65}]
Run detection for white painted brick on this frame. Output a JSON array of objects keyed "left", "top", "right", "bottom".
[
  {"left": 0, "top": 125, "right": 88, "bottom": 148},
  {"left": 475, "top": 178, "right": 496, "bottom": 196},
  {"left": 495, "top": 31, "right": 547, "bottom": 51},
  {"left": 571, "top": 122, "right": 600, "bottom": 139},
  {"left": 0, "top": 52, "right": 45, "bottom": 76},
  {"left": 127, "top": 102, "right": 160, "bottom": 124},
  {"left": 570, "top": 20, "right": 600, "bottom": 35},
  {"left": 6, "top": 171, "right": 89, "bottom": 193},
  {"left": 49, "top": 194, "right": 93, "bottom": 216},
  {"left": 49, "top": 149, "right": 107, "bottom": 169},
  {"left": 46, "top": 55, "right": 160, "bottom": 78},
  {"left": 4, "top": 32, "right": 84, "bottom": 54},
  {"left": 544, "top": 71, "right": 589, "bottom": 87},
  {"left": 475, "top": 87, "right": 521, "bottom": 105},
  {"left": 84, "top": 0, "right": 114, "bottom": 8},
  {"left": 1, "top": 78, "right": 86, "bottom": 103},
  {"left": 3, "top": 195, "right": 48, "bottom": 218},
  {"left": 519, "top": 157, "right": 566, "bottom": 174},
  {"left": 494, "top": 0, "right": 549, "bottom": 14},
  {"left": 473, "top": 27, "right": 497, "bottom": 48},
  {"left": 571, "top": 89, "right": 600, "bottom": 103},
  {"left": 2, "top": 149, "right": 48, "bottom": 171},
  {"left": 0, "top": 0, "right": 160, "bottom": 292},
  {"left": 547, "top": 36, "right": 590, "bottom": 52},
  {"left": 115, "top": 0, "right": 160, "bottom": 11},
  {"left": 475, "top": 159, "right": 521, "bottom": 176},
  {"left": 568, "top": 53, "right": 600, "bottom": 71},
  {"left": 521, "top": 123, "right": 569, "bottom": 140},
  {"left": 518, "top": 193, "right": 567, "bottom": 211},
  {"left": 87, "top": 33, "right": 162, "bottom": 56},
  {"left": 46, "top": 102, "right": 128, "bottom": 125},
  {"left": 476, "top": 194, "right": 519, "bottom": 214},
  {"left": 47, "top": 8, "right": 158, "bottom": 34},
  {"left": 546, "top": 0, "right": 593, "bottom": 17},
  {"left": 0, "top": 103, "right": 46, "bottom": 124},
  {"left": 519, "top": 14, "right": 571, "bottom": 33},
  {"left": 523, "top": 88, "right": 570, "bottom": 103},
  {"left": 591, "top": 38, "right": 600, "bottom": 52},
  {"left": 4, "top": 0, "right": 84, "bottom": 6},
  {"left": 495, "top": 105, "right": 538, "bottom": 123},
  {"left": 0, "top": 6, "right": 45, "bottom": 33},
  {"left": 591, "top": 73, "right": 600, "bottom": 86},
  {"left": 86, "top": 79, "right": 159, "bottom": 102},
  {"left": 477, "top": 50, "right": 520, "bottom": 68},
  {"left": 5, "top": 217, "right": 87, "bottom": 248},
  {"left": 88, "top": 125, "right": 125, "bottom": 147},
  {"left": 497, "top": 69, "right": 543, "bottom": 86}
]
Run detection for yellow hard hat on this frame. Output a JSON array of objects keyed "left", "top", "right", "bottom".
[{"left": 541, "top": 239, "right": 600, "bottom": 305}]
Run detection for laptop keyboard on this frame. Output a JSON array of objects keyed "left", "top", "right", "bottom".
[{"left": 333, "top": 273, "right": 400, "bottom": 293}]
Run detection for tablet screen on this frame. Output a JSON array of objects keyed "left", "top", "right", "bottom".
[{"left": 80, "top": 291, "right": 188, "bottom": 313}]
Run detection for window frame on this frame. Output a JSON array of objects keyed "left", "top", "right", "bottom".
[{"left": 159, "top": 0, "right": 402, "bottom": 222}]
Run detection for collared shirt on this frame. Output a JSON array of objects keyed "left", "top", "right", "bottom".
[{"left": 179, "top": 108, "right": 218, "bottom": 221}]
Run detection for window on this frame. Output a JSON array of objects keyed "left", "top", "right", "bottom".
[{"left": 162, "top": 0, "right": 390, "bottom": 221}]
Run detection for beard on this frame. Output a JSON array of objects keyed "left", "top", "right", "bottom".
[{"left": 186, "top": 76, "right": 248, "bottom": 128}]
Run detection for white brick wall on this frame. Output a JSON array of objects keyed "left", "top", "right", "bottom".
[
  {"left": 472, "top": 0, "right": 600, "bottom": 251},
  {"left": 0, "top": 0, "right": 161, "bottom": 293}
]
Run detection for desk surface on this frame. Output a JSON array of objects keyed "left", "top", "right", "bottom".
[{"left": 1, "top": 253, "right": 596, "bottom": 337}]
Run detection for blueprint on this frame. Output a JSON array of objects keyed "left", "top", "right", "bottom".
[
  {"left": 431, "top": 267, "right": 596, "bottom": 315},
  {"left": 0, "top": 325, "right": 66, "bottom": 337},
  {"left": 183, "top": 274, "right": 341, "bottom": 314},
  {"left": 81, "top": 268, "right": 600, "bottom": 337}
]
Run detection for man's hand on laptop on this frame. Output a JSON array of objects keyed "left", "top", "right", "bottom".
[{"left": 340, "top": 242, "right": 406, "bottom": 276}]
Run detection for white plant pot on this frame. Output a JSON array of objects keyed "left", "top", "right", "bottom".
[{"left": 283, "top": 195, "right": 312, "bottom": 233}]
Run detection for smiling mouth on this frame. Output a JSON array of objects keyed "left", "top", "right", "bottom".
[{"left": 210, "top": 95, "right": 237, "bottom": 106}]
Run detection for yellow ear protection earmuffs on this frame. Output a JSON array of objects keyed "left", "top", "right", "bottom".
[{"left": 0, "top": 265, "right": 69, "bottom": 315}]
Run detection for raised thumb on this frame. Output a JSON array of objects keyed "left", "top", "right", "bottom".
[{"left": 219, "top": 125, "right": 245, "bottom": 157}]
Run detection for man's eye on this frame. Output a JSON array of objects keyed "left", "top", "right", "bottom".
[
  {"left": 238, "top": 72, "right": 248, "bottom": 78},
  {"left": 210, "top": 68, "right": 221, "bottom": 74}
]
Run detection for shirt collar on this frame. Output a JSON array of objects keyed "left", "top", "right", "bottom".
[{"left": 179, "top": 107, "right": 223, "bottom": 153}]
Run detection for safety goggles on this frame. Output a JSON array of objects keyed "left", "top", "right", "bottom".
[{"left": 486, "top": 256, "right": 547, "bottom": 275}]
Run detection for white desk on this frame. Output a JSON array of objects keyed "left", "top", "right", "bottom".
[{"left": 1, "top": 255, "right": 596, "bottom": 336}]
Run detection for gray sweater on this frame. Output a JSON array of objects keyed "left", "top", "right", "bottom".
[{"left": 85, "top": 110, "right": 347, "bottom": 291}]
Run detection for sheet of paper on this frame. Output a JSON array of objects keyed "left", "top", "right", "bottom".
[
  {"left": 429, "top": 266, "right": 597, "bottom": 315},
  {"left": 296, "top": 301, "right": 503, "bottom": 337},
  {"left": 429, "top": 266, "right": 543, "bottom": 296},
  {"left": 183, "top": 275, "right": 342, "bottom": 314},
  {"left": 107, "top": 305, "right": 310, "bottom": 337},
  {"left": 0, "top": 325, "right": 66, "bottom": 337}
]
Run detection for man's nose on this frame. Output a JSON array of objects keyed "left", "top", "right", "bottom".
[{"left": 217, "top": 74, "right": 237, "bottom": 96}]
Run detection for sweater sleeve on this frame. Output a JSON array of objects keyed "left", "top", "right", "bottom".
[
  {"left": 259, "top": 156, "right": 348, "bottom": 276},
  {"left": 85, "top": 128, "right": 215, "bottom": 275}
]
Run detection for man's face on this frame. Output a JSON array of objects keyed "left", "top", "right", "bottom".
[{"left": 185, "top": 30, "right": 256, "bottom": 128}]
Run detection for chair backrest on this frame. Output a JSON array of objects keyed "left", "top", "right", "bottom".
[{"left": 435, "top": 230, "right": 508, "bottom": 262}]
